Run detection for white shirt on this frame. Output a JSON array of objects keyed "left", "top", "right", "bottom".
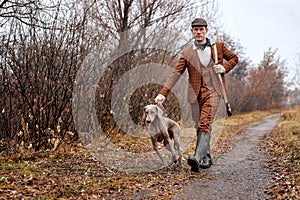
[{"left": 192, "top": 43, "right": 212, "bottom": 67}]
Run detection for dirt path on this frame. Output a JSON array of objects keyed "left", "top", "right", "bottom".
[{"left": 173, "top": 114, "right": 280, "bottom": 200}]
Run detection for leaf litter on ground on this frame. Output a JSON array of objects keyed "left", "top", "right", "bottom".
[{"left": 1, "top": 109, "right": 298, "bottom": 199}]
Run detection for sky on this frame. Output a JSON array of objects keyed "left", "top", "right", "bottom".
[{"left": 220, "top": 0, "right": 300, "bottom": 69}]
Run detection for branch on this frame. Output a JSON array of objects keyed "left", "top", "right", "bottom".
[{"left": 0, "top": 0, "right": 9, "bottom": 8}]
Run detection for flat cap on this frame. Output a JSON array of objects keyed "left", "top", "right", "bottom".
[{"left": 191, "top": 18, "right": 207, "bottom": 27}]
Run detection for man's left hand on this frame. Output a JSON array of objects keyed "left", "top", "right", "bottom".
[{"left": 213, "top": 64, "right": 226, "bottom": 74}]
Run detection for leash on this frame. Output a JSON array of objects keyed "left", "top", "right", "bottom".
[{"left": 213, "top": 44, "right": 233, "bottom": 117}]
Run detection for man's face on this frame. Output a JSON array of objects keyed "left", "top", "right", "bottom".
[{"left": 191, "top": 26, "right": 208, "bottom": 43}]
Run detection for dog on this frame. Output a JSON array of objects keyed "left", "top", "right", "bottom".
[{"left": 144, "top": 104, "right": 182, "bottom": 167}]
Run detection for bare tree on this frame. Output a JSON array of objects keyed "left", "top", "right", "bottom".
[
  {"left": 0, "top": 0, "right": 60, "bottom": 28},
  {"left": 0, "top": 0, "right": 220, "bottom": 152},
  {"left": 287, "top": 50, "right": 300, "bottom": 106},
  {"left": 292, "top": 50, "right": 300, "bottom": 88},
  {"left": 242, "top": 48, "right": 287, "bottom": 111},
  {"left": 91, "top": 0, "right": 220, "bottom": 135}
]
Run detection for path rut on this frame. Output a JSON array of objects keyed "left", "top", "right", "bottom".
[{"left": 173, "top": 114, "right": 280, "bottom": 200}]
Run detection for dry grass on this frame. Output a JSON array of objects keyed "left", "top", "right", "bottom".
[
  {"left": 263, "top": 106, "right": 300, "bottom": 199},
  {"left": 0, "top": 109, "right": 280, "bottom": 199}
]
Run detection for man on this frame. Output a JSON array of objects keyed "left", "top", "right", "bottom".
[{"left": 155, "top": 18, "right": 238, "bottom": 172}]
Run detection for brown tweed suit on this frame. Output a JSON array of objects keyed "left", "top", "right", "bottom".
[{"left": 159, "top": 41, "right": 238, "bottom": 133}]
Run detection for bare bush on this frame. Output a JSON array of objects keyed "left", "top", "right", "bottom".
[
  {"left": 0, "top": 0, "right": 99, "bottom": 151},
  {"left": 0, "top": 0, "right": 222, "bottom": 152}
]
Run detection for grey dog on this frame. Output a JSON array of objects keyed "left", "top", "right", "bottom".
[{"left": 144, "top": 104, "right": 182, "bottom": 167}]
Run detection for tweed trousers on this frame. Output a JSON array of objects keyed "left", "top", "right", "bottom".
[
  {"left": 190, "top": 61, "right": 221, "bottom": 134},
  {"left": 190, "top": 87, "right": 220, "bottom": 134}
]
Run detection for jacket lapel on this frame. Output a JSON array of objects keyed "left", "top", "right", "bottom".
[
  {"left": 210, "top": 43, "right": 217, "bottom": 64},
  {"left": 186, "top": 45, "right": 200, "bottom": 72}
]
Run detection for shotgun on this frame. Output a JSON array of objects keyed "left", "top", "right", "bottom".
[{"left": 213, "top": 44, "right": 233, "bottom": 117}]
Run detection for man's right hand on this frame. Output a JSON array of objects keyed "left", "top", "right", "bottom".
[{"left": 154, "top": 94, "right": 166, "bottom": 104}]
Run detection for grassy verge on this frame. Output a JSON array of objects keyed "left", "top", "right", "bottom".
[
  {"left": 0, "top": 110, "right": 275, "bottom": 199},
  {"left": 263, "top": 106, "right": 300, "bottom": 199}
]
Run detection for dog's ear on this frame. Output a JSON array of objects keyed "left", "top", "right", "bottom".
[
  {"left": 143, "top": 106, "right": 148, "bottom": 117},
  {"left": 155, "top": 105, "right": 164, "bottom": 117},
  {"left": 156, "top": 104, "right": 166, "bottom": 116}
]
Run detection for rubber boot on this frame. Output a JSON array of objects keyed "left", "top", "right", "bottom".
[
  {"left": 200, "top": 136, "right": 213, "bottom": 169},
  {"left": 199, "top": 153, "right": 213, "bottom": 169},
  {"left": 187, "top": 132, "right": 210, "bottom": 172}
]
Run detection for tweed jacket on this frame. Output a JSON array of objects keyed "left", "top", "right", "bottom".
[{"left": 160, "top": 41, "right": 238, "bottom": 103}]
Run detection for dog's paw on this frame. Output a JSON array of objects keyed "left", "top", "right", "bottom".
[
  {"left": 177, "top": 156, "right": 182, "bottom": 166},
  {"left": 160, "top": 165, "right": 171, "bottom": 171},
  {"left": 172, "top": 155, "right": 177, "bottom": 164},
  {"left": 177, "top": 160, "right": 182, "bottom": 167}
]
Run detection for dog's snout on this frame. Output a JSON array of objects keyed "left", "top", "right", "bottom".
[{"left": 146, "top": 120, "right": 151, "bottom": 124}]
